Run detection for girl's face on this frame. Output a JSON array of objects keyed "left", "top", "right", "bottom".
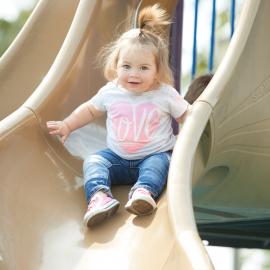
[{"left": 116, "top": 45, "right": 159, "bottom": 93}]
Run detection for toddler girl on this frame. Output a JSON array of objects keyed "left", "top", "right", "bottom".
[{"left": 47, "top": 4, "right": 190, "bottom": 227}]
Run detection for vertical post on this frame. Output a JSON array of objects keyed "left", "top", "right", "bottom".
[
  {"left": 170, "top": 0, "right": 184, "bottom": 134},
  {"left": 230, "top": 0, "right": 236, "bottom": 38},
  {"left": 170, "top": 0, "right": 184, "bottom": 93},
  {"left": 191, "top": 0, "right": 199, "bottom": 79},
  {"left": 233, "top": 249, "right": 240, "bottom": 270},
  {"left": 208, "top": 0, "right": 216, "bottom": 72}
]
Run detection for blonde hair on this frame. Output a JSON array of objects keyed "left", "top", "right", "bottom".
[{"left": 99, "top": 4, "right": 174, "bottom": 85}]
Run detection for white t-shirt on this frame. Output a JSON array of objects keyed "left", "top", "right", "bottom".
[{"left": 90, "top": 81, "right": 189, "bottom": 160}]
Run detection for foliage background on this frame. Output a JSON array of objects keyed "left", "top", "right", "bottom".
[{"left": 0, "top": 9, "right": 32, "bottom": 56}]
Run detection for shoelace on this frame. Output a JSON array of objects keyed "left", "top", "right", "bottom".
[
  {"left": 135, "top": 188, "right": 151, "bottom": 196},
  {"left": 87, "top": 195, "right": 111, "bottom": 211},
  {"left": 87, "top": 197, "right": 99, "bottom": 210}
]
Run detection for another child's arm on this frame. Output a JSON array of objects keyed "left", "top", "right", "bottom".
[
  {"left": 175, "top": 74, "right": 213, "bottom": 124},
  {"left": 46, "top": 101, "right": 104, "bottom": 144}
]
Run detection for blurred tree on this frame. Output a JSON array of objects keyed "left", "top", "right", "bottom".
[
  {"left": 239, "top": 249, "right": 270, "bottom": 269},
  {"left": 0, "top": 9, "right": 32, "bottom": 57},
  {"left": 262, "top": 250, "right": 270, "bottom": 270}
]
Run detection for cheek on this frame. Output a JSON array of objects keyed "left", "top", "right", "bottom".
[
  {"left": 117, "top": 71, "right": 128, "bottom": 82},
  {"left": 117, "top": 69, "right": 124, "bottom": 77},
  {"left": 145, "top": 72, "right": 157, "bottom": 82}
]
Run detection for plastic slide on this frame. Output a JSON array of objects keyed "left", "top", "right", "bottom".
[
  {"left": 0, "top": 0, "right": 267, "bottom": 269},
  {"left": 170, "top": 0, "right": 270, "bottom": 252},
  {"left": 0, "top": 0, "right": 80, "bottom": 120}
]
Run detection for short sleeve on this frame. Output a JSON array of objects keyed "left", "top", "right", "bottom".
[
  {"left": 166, "top": 85, "right": 189, "bottom": 119},
  {"left": 89, "top": 82, "right": 112, "bottom": 112}
]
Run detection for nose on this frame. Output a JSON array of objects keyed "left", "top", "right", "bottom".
[{"left": 129, "top": 68, "right": 139, "bottom": 77}]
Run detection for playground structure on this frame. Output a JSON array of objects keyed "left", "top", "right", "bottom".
[{"left": 0, "top": 0, "right": 270, "bottom": 269}]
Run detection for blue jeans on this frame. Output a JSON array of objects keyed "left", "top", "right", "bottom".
[{"left": 83, "top": 148, "right": 172, "bottom": 203}]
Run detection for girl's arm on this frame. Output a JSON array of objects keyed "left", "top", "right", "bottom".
[
  {"left": 175, "top": 104, "right": 192, "bottom": 124},
  {"left": 46, "top": 101, "right": 104, "bottom": 144}
]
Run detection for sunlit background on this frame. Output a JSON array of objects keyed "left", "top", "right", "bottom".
[{"left": 1, "top": 0, "right": 270, "bottom": 269}]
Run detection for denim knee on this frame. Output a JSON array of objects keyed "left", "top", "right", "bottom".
[
  {"left": 131, "top": 152, "right": 171, "bottom": 199},
  {"left": 83, "top": 154, "right": 112, "bottom": 202}
]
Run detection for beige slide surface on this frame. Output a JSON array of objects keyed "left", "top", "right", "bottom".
[
  {"left": 0, "top": 0, "right": 80, "bottom": 120},
  {"left": 0, "top": 0, "right": 266, "bottom": 269}
]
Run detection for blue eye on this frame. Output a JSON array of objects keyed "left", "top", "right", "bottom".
[
  {"left": 122, "top": 64, "right": 130, "bottom": 70},
  {"left": 140, "top": 66, "right": 149, "bottom": 71}
]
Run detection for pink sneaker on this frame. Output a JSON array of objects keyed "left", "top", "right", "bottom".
[
  {"left": 125, "top": 188, "right": 156, "bottom": 216},
  {"left": 84, "top": 193, "right": 120, "bottom": 227}
]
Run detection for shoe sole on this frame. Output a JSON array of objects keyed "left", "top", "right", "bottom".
[
  {"left": 125, "top": 199, "right": 154, "bottom": 216},
  {"left": 85, "top": 201, "right": 120, "bottom": 227}
]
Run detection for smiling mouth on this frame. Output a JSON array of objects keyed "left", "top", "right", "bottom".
[{"left": 128, "top": 81, "right": 140, "bottom": 84}]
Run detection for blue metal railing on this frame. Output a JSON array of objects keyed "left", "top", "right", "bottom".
[
  {"left": 208, "top": 0, "right": 216, "bottom": 72},
  {"left": 191, "top": 0, "right": 199, "bottom": 79},
  {"left": 191, "top": 0, "right": 236, "bottom": 77}
]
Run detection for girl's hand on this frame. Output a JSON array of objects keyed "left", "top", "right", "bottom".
[{"left": 46, "top": 121, "right": 71, "bottom": 144}]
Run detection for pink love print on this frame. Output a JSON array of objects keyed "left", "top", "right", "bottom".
[{"left": 110, "top": 102, "right": 160, "bottom": 153}]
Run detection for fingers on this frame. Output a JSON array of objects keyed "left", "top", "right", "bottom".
[
  {"left": 46, "top": 120, "right": 70, "bottom": 142},
  {"left": 48, "top": 129, "right": 61, "bottom": 135},
  {"left": 46, "top": 121, "right": 61, "bottom": 129},
  {"left": 47, "top": 126, "right": 60, "bottom": 136},
  {"left": 61, "top": 135, "right": 67, "bottom": 144},
  {"left": 47, "top": 121, "right": 62, "bottom": 133}
]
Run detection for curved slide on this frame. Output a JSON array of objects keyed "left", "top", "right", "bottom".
[
  {"left": 0, "top": 0, "right": 80, "bottom": 120},
  {"left": 0, "top": 0, "right": 265, "bottom": 269},
  {"left": 169, "top": 0, "right": 270, "bottom": 255}
]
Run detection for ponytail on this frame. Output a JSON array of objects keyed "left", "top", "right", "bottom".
[{"left": 138, "top": 4, "right": 171, "bottom": 35}]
